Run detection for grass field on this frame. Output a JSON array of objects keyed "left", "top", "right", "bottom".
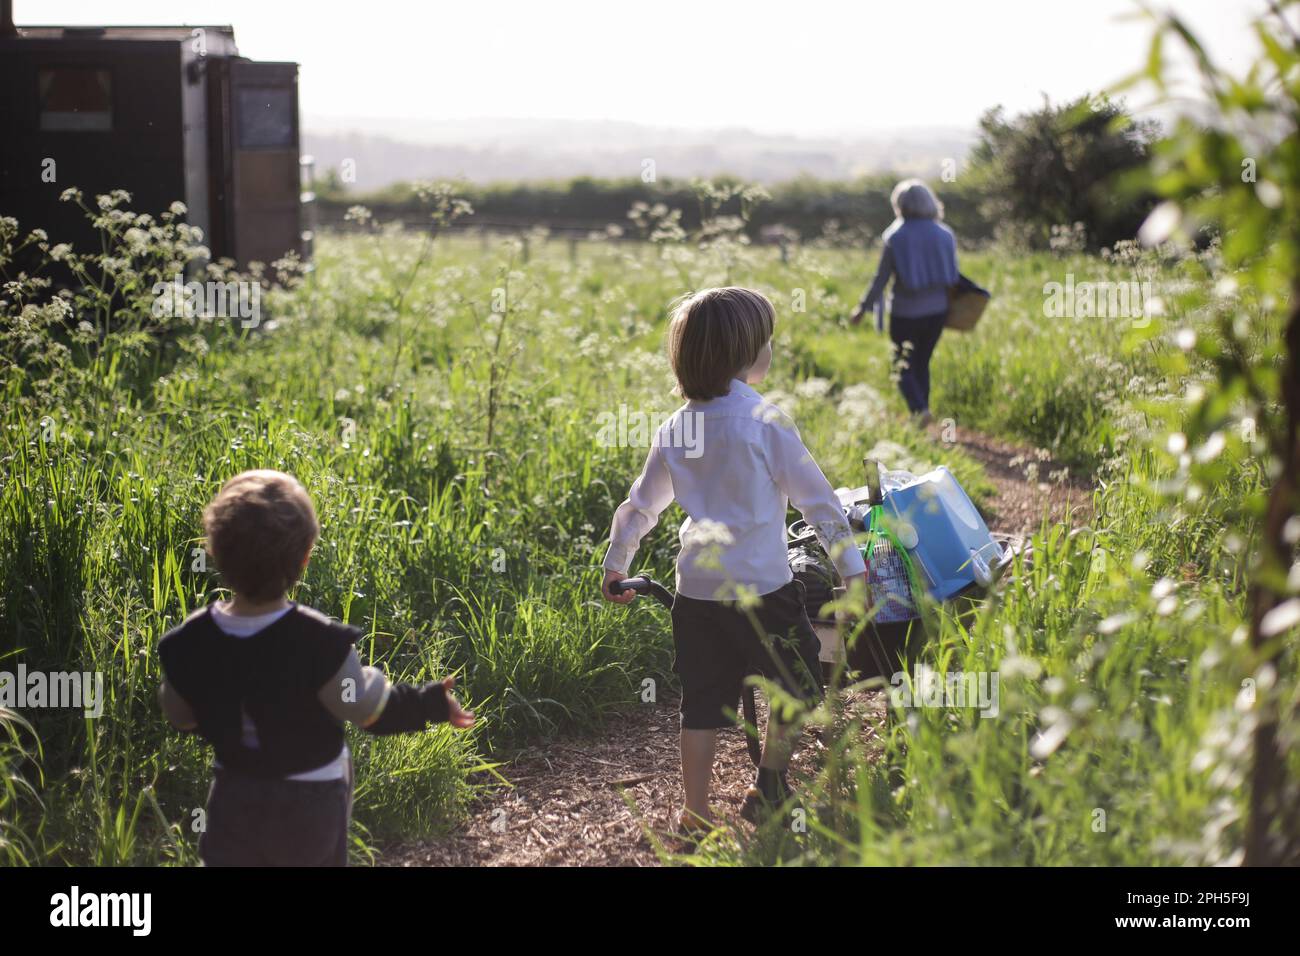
[{"left": 0, "top": 217, "right": 1279, "bottom": 865}]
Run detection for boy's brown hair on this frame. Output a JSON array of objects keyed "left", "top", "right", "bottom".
[
  {"left": 203, "top": 470, "right": 319, "bottom": 602},
  {"left": 667, "top": 287, "right": 775, "bottom": 400}
]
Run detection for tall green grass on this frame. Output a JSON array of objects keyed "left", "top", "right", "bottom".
[{"left": 0, "top": 221, "right": 1276, "bottom": 864}]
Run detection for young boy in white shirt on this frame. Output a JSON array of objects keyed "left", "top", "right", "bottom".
[{"left": 601, "top": 287, "right": 867, "bottom": 830}]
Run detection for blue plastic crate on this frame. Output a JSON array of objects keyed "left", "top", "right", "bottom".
[{"left": 882, "top": 466, "right": 1003, "bottom": 600}]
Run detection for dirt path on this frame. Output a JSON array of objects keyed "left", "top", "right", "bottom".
[
  {"left": 385, "top": 692, "right": 884, "bottom": 867},
  {"left": 382, "top": 428, "right": 1091, "bottom": 867},
  {"left": 947, "top": 426, "right": 1093, "bottom": 535}
]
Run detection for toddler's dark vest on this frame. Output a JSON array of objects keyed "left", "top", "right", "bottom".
[{"left": 159, "top": 604, "right": 356, "bottom": 777}]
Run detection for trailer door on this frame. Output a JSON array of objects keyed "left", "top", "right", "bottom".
[{"left": 227, "top": 60, "right": 300, "bottom": 267}]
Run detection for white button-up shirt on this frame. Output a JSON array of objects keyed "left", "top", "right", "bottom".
[{"left": 603, "top": 379, "right": 866, "bottom": 600}]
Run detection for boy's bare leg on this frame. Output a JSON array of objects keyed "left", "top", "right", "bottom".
[
  {"left": 741, "top": 714, "right": 800, "bottom": 823},
  {"left": 758, "top": 714, "right": 798, "bottom": 771},
  {"left": 680, "top": 727, "right": 717, "bottom": 825}
]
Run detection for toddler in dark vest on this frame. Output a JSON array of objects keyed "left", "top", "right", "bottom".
[{"left": 158, "top": 469, "right": 474, "bottom": 866}]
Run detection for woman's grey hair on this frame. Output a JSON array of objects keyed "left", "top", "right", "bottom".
[{"left": 891, "top": 179, "right": 944, "bottom": 221}]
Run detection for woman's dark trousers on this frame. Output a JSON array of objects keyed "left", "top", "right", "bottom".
[{"left": 888, "top": 311, "right": 947, "bottom": 414}]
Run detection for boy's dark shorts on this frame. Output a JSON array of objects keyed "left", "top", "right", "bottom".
[
  {"left": 671, "top": 579, "right": 823, "bottom": 729},
  {"left": 199, "top": 765, "right": 352, "bottom": 867}
]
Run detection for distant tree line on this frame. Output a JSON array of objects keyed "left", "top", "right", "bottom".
[{"left": 314, "top": 95, "right": 1159, "bottom": 252}]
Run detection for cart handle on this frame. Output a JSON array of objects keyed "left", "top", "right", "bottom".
[{"left": 610, "top": 575, "right": 674, "bottom": 610}]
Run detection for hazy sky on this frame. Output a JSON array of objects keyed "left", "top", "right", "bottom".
[{"left": 30, "top": 0, "right": 1274, "bottom": 135}]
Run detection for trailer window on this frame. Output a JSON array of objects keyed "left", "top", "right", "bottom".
[
  {"left": 38, "top": 68, "right": 112, "bottom": 131},
  {"left": 236, "top": 86, "right": 295, "bottom": 149}
]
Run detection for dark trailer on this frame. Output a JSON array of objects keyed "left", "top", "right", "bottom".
[{"left": 0, "top": 1, "right": 307, "bottom": 268}]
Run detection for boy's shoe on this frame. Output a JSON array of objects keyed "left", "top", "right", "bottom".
[
  {"left": 740, "top": 770, "right": 794, "bottom": 825},
  {"left": 672, "top": 809, "right": 716, "bottom": 840},
  {"left": 739, "top": 786, "right": 785, "bottom": 825}
]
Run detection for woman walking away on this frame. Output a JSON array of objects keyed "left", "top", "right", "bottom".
[{"left": 850, "top": 179, "right": 958, "bottom": 425}]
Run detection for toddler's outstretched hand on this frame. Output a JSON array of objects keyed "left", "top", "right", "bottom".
[{"left": 441, "top": 677, "right": 476, "bottom": 729}]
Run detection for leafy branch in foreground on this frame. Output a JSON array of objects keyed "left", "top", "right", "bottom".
[{"left": 1127, "top": 0, "right": 1300, "bottom": 865}]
